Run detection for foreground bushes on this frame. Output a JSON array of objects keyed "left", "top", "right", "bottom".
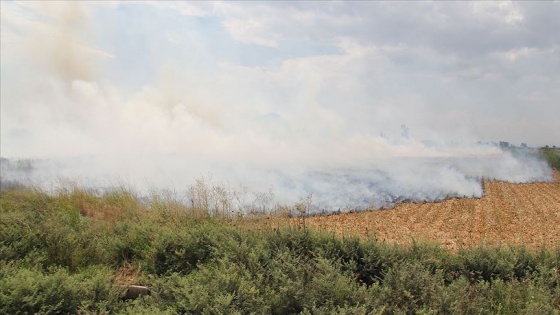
[
  {"left": 0, "top": 264, "right": 119, "bottom": 314},
  {"left": 1, "top": 188, "right": 559, "bottom": 314}
]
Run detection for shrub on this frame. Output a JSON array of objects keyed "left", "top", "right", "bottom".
[
  {"left": 0, "top": 264, "right": 119, "bottom": 315},
  {"left": 541, "top": 148, "right": 560, "bottom": 170}
]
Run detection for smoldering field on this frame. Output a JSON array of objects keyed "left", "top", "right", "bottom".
[
  {"left": 0, "top": 144, "right": 553, "bottom": 213},
  {"left": 1, "top": 2, "right": 555, "bottom": 213},
  {"left": 1, "top": 55, "right": 554, "bottom": 213}
]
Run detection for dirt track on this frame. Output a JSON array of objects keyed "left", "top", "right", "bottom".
[{"left": 298, "top": 171, "right": 560, "bottom": 251}]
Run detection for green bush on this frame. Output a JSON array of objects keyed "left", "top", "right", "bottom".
[
  {"left": 541, "top": 148, "right": 560, "bottom": 170},
  {"left": 150, "top": 223, "right": 223, "bottom": 275},
  {"left": 1, "top": 187, "right": 560, "bottom": 314},
  {"left": 0, "top": 264, "right": 119, "bottom": 314}
]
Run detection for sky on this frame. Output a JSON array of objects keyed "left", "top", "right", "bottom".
[{"left": 0, "top": 1, "right": 558, "bottom": 209}]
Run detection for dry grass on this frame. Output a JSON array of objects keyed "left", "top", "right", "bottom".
[
  {"left": 112, "top": 261, "right": 143, "bottom": 286},
  {"left": 245, "top": 171, "right": 560, "bottom": 251},
  {"left": 80, "top": 203, "right": 128, "bottom": 222}
]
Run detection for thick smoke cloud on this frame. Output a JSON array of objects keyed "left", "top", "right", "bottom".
[{"left": 0, "top": 2, "right": 556, "bottom": 211}]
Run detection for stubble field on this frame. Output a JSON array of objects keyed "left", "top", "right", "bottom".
[{"left": 285, "top": 171, "right": 560, "bottom": 251}]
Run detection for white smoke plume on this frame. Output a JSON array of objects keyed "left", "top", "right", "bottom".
[{"left": 1, "top": 2, "right": 555, "bottom": 212}]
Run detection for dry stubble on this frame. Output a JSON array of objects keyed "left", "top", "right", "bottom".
[{"left": 297, "top": 171, "right": 560, "bottom": 251}]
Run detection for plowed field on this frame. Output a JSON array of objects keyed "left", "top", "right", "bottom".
[{"left": 293, "top": 171, "right": 560, "bottom": 251}]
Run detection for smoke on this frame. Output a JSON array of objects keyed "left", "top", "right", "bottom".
[{"left": 0, "top": 2, "right": 554, "bottom": 212}]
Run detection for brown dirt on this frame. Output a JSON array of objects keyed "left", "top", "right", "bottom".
[{"left": 284, "top": 171, "right": 560, "bottom": 251}]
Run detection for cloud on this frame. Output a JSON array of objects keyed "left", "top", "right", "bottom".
[
  {"left": 207, "top": 2, "right": 556, "bottom": 54},
  {"left": 143, "top": 1, "right": 213, "bottom": 17}
]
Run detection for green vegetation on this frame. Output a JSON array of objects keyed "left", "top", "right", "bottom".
[
  {"left": 1, "top": 187, "right": 560, "bottom": 314},
  {"left": 541, "top": 147, "right": 560, "bottom": 170}
]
